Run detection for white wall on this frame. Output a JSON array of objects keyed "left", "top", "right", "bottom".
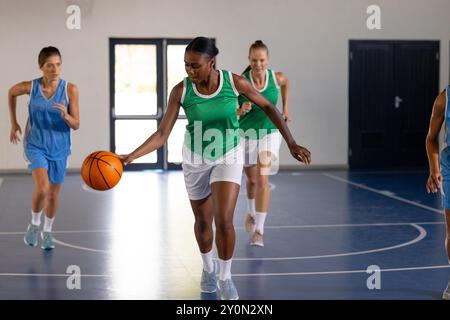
[{"left": 0, "top": 0, "right": 449, "bottom": 170}]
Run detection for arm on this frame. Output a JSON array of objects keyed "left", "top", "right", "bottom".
[
  {"left": 8, "top": 81, "right": 31, "bottom": 144},
  {"left": 120, "top": 81, "right": 182, "bottom": 165},
  {"left": 276, "top": 72, "right": 291, "bottom": 122},
  {"left": 233, "top": 74, "right": 311, "bottom": 164},
  {"left": 426, "top": 90, "right": 446, "bottom": 193},
  {"left": 53, "top": 83, "right": 80, "bottom": 130}
]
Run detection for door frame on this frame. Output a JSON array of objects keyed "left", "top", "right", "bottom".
[
  {"left": 348, "top": 39, "right": 440, "bottom": 169},
  {"left": 109, "top": 38, "right": 193, "bottom": 170}
]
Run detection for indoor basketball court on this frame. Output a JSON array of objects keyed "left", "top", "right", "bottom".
[{"left": 0, "top": 0, "right": 449, "bottom": 301}]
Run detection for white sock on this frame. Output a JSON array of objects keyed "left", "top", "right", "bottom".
[
  {"left": 218, "top": 258, "right": 232, "bottom": 281},
  {"left": 31, "top": 209, "right": 42, "bottom": 226},
  {"left": 247, "top": 198, "right": 256, "bottom": 216},
  {"left": 255, "top": 211, "right": 267, "bottom": 234},
  {"left": 201, "top": 249, "right": 214, "bottom": 273},
  {"left": 43, "top": 216, "right": 55, "bottom": 233}
]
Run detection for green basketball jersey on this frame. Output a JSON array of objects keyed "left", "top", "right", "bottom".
[
  {"left": 238, "top": 69, "right": 280, "bottom": 139},
  {"left": 181, "top": 70, "right": 240, "bottom": 161}
]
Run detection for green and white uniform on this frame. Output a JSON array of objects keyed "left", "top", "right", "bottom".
[
  {"left": 181, "top": 70, "right": 244, "bottom": 200},
  {"left": 238, "top": 69, "right": 282, "bottom": 170}
]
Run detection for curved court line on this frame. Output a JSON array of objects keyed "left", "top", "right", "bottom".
[
  {"left": 81, "top": 184, "right": 110, "bottom": 194},
  {"left": 291, "top": 172, "right": 303, "bottom": 176},
  {"left": 0, "top": 221, "right": 444, "bottom": 236},
  {"left": 237, "top": 221, "right": 444, "bottom": 230},
  {"left": 1, "top": 264, "right": 449, "bottom": 278},
  {"left": 0, "top": 273, "right": 111, "bottom": 277},
  {"left": 48, "top": 224, "right": 426, "bottom": 260},
  {"left": 52, "top": 238, "right": 110, "bottom": 254},
  {"left": 0, "top": 230, "right": 111, "bottom": 235},
  {"left": 232, "top": 224, "right": 426, "bottom": 261},
  {"left": 323, "top": 173, "right": 443, "bottom": 215}
]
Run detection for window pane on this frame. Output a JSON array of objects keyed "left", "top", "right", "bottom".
[
  {"left": 115, "top": 120, "right": 157, "bottom": 163},
  {"left": 167, "top": 44, "right": 187, "bottom": 116},
  {"left": 115, "top": 45, "right": 157, "bottom": 116},
  {"left": 168, "top": 119, "right": 188, "bottom": 163}
]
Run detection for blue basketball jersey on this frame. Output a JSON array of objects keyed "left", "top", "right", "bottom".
[{"left": 24, "top": 78, "right": 71, "bottom": 160}]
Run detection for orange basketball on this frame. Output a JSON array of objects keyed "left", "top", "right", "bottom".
[{"left": 81, "top": 151, "right": 123, "bottom": 191}]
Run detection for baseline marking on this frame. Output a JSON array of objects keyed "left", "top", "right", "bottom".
[{"left": 323, "top": 173, "right": 443, "bottom": 215}]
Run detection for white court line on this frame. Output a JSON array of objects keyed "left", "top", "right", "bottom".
[
  {"left": 239, "top": 221, "right": 445, "bottom": 230},
  {"left": 344, "top": 170, "right": 427, "bottom": 175},
  {"left": 16, "top": 223, "right": 426, "bottom": 259},
  {"left": 0, "top": 230, "right": 111, "bottom": 235},
  {"left": 1, "top": 264, "right": 449, "bottom": 278},
  {"left": 0, "top": 273, "right": 111, "bottom": 277},
  {"left": 0, "top": 222, "right": 444, "bottom": 235},
  {"left": 233, "top": 264, "right": 450, "bottom": 277},
  {"left": 233, "top": 224, "right": 426, "bottom": 261},
  {"left": 0, "top": 223, "right": 430, "bottom": 260},
  {"left": 323, "top": 173, "right": 443, "bottom": 215},
  {"left": 52, "top": 238, "right": 109, "bottom": 254},
  {"left": 0, "top": 178, "right": 3, "bottom": 189}
]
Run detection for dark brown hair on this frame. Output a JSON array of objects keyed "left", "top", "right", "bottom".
[{"left": 38, "top": 46, "right": 61, "bottom": 68}]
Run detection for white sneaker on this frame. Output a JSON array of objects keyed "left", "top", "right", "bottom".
[
  {"left": 244, "top": 213, "right": 256, "bottom": 234},
  {"left": 250, "top": 231, "right": 264, "bottom": 247}
]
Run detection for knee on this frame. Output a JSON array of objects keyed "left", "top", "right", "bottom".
[
  {"left": 47, "top": 190, "right": 59, "bottom": 203},
  {"left": 35, "top": 184, "right": 49, "bottom": 199},
  {"left": 247, "top": 176, "right": 257, "bottom": 188},
  {"left": 195, "top": 219, "right": 211, "bottom": 232},
  {"left": 215, "top": 219, "right": 234, "bottom": 234},
  {"left": 256, "top": 175, "right": 269, "bottom": 189}
]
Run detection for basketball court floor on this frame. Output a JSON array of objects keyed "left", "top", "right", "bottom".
[{"left": 0, "top": 170, "right": 447, "bottom": 300}]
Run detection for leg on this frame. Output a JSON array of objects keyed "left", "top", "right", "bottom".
[
  {"left": 31, "top": 168, "right": 50, "bottom": 213},
  {"left": 244, "top": 166, "right": 258, "bottom": 199},
  {"left": 211, "top": 181, "right": 240, "bottom": 300},
  {"left": 250, "top": 151, "right": 274, "bottom": 246},
  {"left": 189, "top": 195, "right": 214, "bottom": 254},
  {"left": 211, "top": 182, "right": 240, "bottom": 260},
  {"left": 44, "top": 183, "right": 62, "bottom": 219},
  {"left": 444, "top": 209, "right": 450, "bottom": 299},
  {"left": 255, "top": 151, "right": 273, "bottom": 213},
  {"left": 445, "top": 209, "right": 450, "bottom": 263},
  {"left": 40, "top": 158, "right": 67, "bottom": 250},
  {"left": 190, "top": 195, "right": 218, "bottom": 292},
  {"left": 24, "top": 168, "right": 49, "bottom": 246},
  {"left": 244, "top": 166, "right": 258, "bottom": 233}
]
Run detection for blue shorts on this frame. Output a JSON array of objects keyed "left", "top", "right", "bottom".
[
  {"left": 440, "top": 147, "right": 450, "bottom": 209},
  {"left": 25, "top": 151, "right": 68, "bottom": 185}
]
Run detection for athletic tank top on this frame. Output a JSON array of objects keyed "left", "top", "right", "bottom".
[
  {"left": 238, "top": 69, "right": 280, "bottom": 139},
  {"left": 181, "top": 70, "right": 240, "bottom": 161},
  {"left": 24, "top": 78, "right": 71, "bottom": 160}
]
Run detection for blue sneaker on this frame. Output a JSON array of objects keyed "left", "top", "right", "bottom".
[
  {"left": 217, "top": 279, "right": 239, "bottom": 300},
  {"left": 24, "top": 224, "right": 39, "bottom": 247},
  {"left": 201, "top": 261, "right": 218, "bottom": 293},
  {"left": 41, "top": 232, "right": 55, "bottom": 250}
]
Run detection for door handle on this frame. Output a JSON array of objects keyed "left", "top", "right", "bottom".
[{"left": 395, "top": 96, "right": 403, "bottom": 109}]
